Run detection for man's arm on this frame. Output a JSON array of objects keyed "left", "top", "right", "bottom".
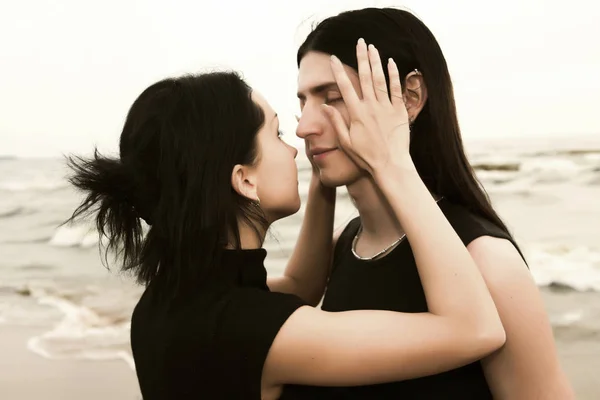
[{"left": 468, "top": 236, "right": 575, "bottom": 400}]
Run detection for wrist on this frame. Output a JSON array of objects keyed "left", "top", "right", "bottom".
[{"left": 372, "top": 158, "right": 418, "bottom": 185}]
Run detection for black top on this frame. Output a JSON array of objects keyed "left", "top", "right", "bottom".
[
  {"left": 131, "top": 248, "right": 306, "bottom": 400},
  {"left": 282, "top": 199, "right": 521, "bottom": 400}
]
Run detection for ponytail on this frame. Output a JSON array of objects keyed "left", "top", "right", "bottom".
[{"left": 65, "top": 149, "right": 145, "bottom": 275}]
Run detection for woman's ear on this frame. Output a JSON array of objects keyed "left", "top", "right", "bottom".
[{"left": 231, "top": 164, "right": 259, "bottom": 202}]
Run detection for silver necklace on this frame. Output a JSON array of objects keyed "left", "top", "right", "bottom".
[
  {"left": 351, "top": 197, "right": 444, "bottom": 261},
  {"left": 351, "top": 228, "right": 405, "bottom": 261}
]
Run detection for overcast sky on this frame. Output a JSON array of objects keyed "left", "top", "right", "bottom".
[{"left": 1, "top": 0, "right": 599, "bottom": 157}]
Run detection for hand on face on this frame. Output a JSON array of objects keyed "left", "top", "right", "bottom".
[
  {"left": 304, "top": 138, "right": 320, "bottom": 175},
  {"left": 322, "top": 38, "right": 413, "bottom": 176}
]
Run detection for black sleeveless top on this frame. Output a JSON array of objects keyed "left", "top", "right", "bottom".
[
  {"left": 282, "top": 199, "right": 521, "bottom": 400},
  {"left": 131, "top": 249, "right": 306, "bottom": 400}
]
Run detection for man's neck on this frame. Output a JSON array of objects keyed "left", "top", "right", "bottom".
[
  {"left": 346, "top": 175, "right": 440, "bottom": 243},
  {"left": 346, "top": 176, "right": 404, "bottom": 241}
]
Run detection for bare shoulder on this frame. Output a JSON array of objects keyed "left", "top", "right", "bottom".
[{"left": 467, "top": 235, "right": 528, "bottom": 276}]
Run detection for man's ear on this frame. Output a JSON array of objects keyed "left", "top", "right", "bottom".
[{"left": 403, "top": 70, "right": 428, "bottom": 123}]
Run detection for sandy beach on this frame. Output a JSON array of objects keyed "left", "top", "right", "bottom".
[
  {"left": 542, "top": 290, "right": 600, "bottom": 399},
  {"left": 1, "top": 288, "right": 599, "bottom": 399},
  {"left": 0, "top": 326, "right": 141, "bottom": 400}
]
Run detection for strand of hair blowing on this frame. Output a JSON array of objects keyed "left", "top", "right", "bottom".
[{"left": 66, "top": 149, "right": 144, "bottom": 275}]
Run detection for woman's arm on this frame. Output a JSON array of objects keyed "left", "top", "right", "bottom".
[
  {"left": 266, "top": 173, "right": 336, "bottom": 305},
  {"left": 262, "top": 164, "right": 505, "bottom": 388}
]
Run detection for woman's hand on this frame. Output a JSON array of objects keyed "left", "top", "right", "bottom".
[{"left": 323, "top": 38, "right": 413, "bottom": 176}]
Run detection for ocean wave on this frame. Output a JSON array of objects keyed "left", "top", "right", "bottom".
[
  {"left": 4, "top": 236, "right": 54, "bottom": 245},
  {"left": 550, "top": 310, "right": 584, "bottom": 326},
  {"left": 49, "top": 224, "right": 100, "bottom": 248},
  {"left": 529, "top": 148, "right": 600, "bottom": 158},
  {"left": 528, "top": 245, "right": 600, "bottom": 292},
  {"left": 46, "top": 225, "right": 600, "bottom": 293},
  {"left": 14, "top": 263, "right": 57, "bottom": 272},
  {"left": 473, "top": 157, "right": 600, "bottom": 190},
  {"left": 472, "top": 161, "right": 521, "bottom": 172},
  {"left": 0, "top": 179, "right": 68, "bottom": 192},
  {"left": 27, "top": 294, "right": 135, "bottom": 370},
  {"left": 2, "top": 282, "right": 143, "bottom": 370},
  {"left": 0, "top": 242, "right": 592, "bottom": 371},
  {"left": 520, "top": 158, "right": 587, "bottom": 184},
  {"left": 0, "top": 206, "right": 27, "bottom": 219}
]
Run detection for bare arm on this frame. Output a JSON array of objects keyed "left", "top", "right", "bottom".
[
  {"left": 373, "top": 162, "right": 505, "bottom": 334},
  {"left": 267, "top": 174, "right": 336, "bottom": 305},
  {"left": 467, "top": 236, "right": 575, "bottom": 400},
  {"left": 262, "top": 164, "right": 505, "bottom": 388}
]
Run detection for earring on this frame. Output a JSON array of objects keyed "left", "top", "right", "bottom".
[
  {"left": 413, "top": 68, "right": 421, "bottom": 75},
  {"left": 254, "top": 196, "right": 261, "bottom": 207}
]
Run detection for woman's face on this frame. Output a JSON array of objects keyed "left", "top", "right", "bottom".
[{"left": 250, "top": 91, "right": 301, "bottom": 223}]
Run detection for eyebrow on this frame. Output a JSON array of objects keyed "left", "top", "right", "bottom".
[{"left": 297, "top": 82, "right": 340, "bottom": 100}]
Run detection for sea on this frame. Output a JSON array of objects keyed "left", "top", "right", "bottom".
[{"left": 1, "top": 134, "right": 599, "bottom": 371}]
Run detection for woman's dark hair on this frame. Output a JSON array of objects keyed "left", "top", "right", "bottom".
[
  {"left": 298, "top": 7, "right": 517, "bottom": 241},
  {"left": 65, "top": 72, "right": 267, "bottom": 296}
]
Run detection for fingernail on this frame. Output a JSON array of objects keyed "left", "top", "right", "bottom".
[
  {"left": 357, "top": 38, "right": 365, "bottom": 45},
  {"left": 368, "top": 44, "right": 375, "bottom": 51},
  {"left": 330, "top": 55, "right": 339, "bottom": 64},
  {"left": 388, "top": 58, "right": 395, "bottom": 64}
]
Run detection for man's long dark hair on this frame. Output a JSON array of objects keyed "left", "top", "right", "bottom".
[{"left": 298, "top": 8, "right": 516, "bottom": 240}]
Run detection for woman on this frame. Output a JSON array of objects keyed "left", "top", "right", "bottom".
[
  {"left": 66, "top": 60, "right": 504, "bottom": 399},
  {"left": 277, "top": 7, "right": 574, "bottom": 400}
]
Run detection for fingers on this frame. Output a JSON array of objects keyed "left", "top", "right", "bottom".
[
  {"left": 321, "top": 104, "right": 350, "bottom": 148},
  {"left": 356, "top": 38, "right": 376, "bottom": 103},
  {"left": 330, "top": 55, "right": 362, "bottom": 118},
  {"left": 368, "top": 44, "right": 389, "bottom": 104},
  {"left": 387, "top": 58, "right": 406, "bottom": 111}
]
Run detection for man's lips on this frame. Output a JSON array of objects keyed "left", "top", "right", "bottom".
[{"left": 310, "top": 147, "right": 337, "bottom": 157}]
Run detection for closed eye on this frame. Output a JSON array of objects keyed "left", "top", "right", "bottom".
[{"left": 325, "top": 97, "right": 343, "bottom": 105}]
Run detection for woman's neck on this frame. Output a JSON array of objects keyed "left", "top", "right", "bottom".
[{"left": 225, "top": 220, "right": 267, "bottom": 250}]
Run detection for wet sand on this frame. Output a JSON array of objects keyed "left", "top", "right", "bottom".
[
  {"left": 0, "top": 326, "right": 141, "bottom": 400},
  {"left": 2, "top": 288, "right": 599, "bottom": 399}
]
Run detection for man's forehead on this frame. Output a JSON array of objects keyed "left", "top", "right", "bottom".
[
  {"left": 297, "top": 54, "right": 334, "bottom": 85},
  {"left": 297, "top": 60, "right": 357, "bottom": 95}
]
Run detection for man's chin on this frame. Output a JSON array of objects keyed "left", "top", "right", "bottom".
[{"left": 319, "top": 173, "right": 350, "bottom": 189}]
